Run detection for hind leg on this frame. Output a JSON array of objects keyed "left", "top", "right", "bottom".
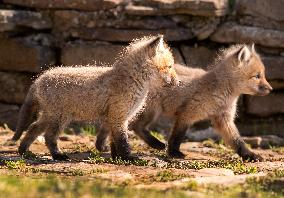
[
  {"left": 18, "top": 114, "right": 47, "bottom": 156},
  {"left": 95, "top": 125, "right": 109, "bottom": 152},
  {"left": 130, "top": 111, "right": 165, "bottom": 150},
  {"left": 167, "top": 119, "right": 188, "bottom": 158},
  {"left": 44, "top": 121, "right": 69, "bottom": 161},
  {"left": 105, "top": 121, "right": 132, "bottom": 160}
]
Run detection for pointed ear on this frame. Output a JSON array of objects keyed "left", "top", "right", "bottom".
[
  {"left": 237, "top": 45, "right": 251, "bottom": 63},
  {"left": 149, "top": 35, "right": 164, "bottom": 51}
]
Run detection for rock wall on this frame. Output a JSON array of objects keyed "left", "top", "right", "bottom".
[{"left": 0, "top": 0, "right": 283, "bottom": 136}]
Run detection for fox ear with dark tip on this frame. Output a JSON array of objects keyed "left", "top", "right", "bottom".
[{"left": 237, "top": 45, "right": 251, "bottom": 64}]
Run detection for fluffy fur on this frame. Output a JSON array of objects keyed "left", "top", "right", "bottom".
[
  {"left": 12, "top": 36, "right": 178, "bottom": 160},
  {"left": 97, "top": 44, "right": 272, "bottom": 162}
]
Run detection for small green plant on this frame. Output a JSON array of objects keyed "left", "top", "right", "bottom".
[
  {"left": 271, "top": 146, "right": 284, "bottom": 154},
  {"left": 246, "top": 170, "right": 284, "bottom": 195},
  {"left": 150, "top": 131, "right": 165, "bottom": 142},
  {"left": 4, "top": 160, "right": 26, "bottom": 170},
  {"left": 70, "top": 169, "right": 84, "bottom": 176},
  {"left": 91, "top": 168, "right": 108, "bottom": 174},
  {"left": 164, "top": 159, "right": 258, "bottom": 175},
  {"left": 202, "top": 139, "right": 220, "bottom": 149},
  {"left": 184, "top": 180, "right": 198, "bottom": 191},
  {"left": 155, "top": 170, "right": 186, "bottom": 182},
  {"left": 89, "top": 150, "right": 149, "bottom": 166},
  {"left": 80, "top": 125, "right": 96, "bottom": 136}
]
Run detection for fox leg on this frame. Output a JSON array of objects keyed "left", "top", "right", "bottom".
[
  {"left": 211, "top": 116, "right": 263, "bottom": 162},
  {"left": 95, "top": 124, "right": 109, "bottom": 152},
  {"left": 44, "top": 120, "right": 69, "bottom": 161},
  {"left": 130, "top": 111, "right": 165, "bottom": 150},
  {"left": 167, "top": 119, "right": 188, "bottom": 158},
  {"left": 19, "top": 114, "right": 47, "bottom": 156}
]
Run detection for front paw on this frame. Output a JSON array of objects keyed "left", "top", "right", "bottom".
[
  {"left": 168, "top": 150, "right": 186, "bottom": 159},
  {"left": 149, "top": 141, "right": 166, "bottom": 150},
  {"left": 241, "top": 151, "right": 263, "bottom": 162},
  {"left": 52, "top": 153, "right": 70, "bottom": 161},
  {"left": 97, "top": 145, "right": 109, "bottom": 152}
]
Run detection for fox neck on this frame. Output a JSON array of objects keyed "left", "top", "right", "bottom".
[{"left": 209, "top": 66, "right": 241, "bottom": 105}]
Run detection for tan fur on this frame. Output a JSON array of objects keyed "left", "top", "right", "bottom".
[
  {"left": 95, "top": 64, "right": 206, "bottom": 151},
  {"left": 125, "top": 44, "right": 272, "bottom": 161},
  {"left": 13, "top": 36, "right": 178, "bottom": 160}
]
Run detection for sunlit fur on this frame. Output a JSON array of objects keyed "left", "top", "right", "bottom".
[
  {"left": 12, "top": 36, "right": 178, "bottom": 160},
  {"left": 128, "top": 44, "right": 272, "bottom": 162}
]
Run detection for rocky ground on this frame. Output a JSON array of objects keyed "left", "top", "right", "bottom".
[{"left": 0, "top": 126, "right": 283, "bottom": 197}]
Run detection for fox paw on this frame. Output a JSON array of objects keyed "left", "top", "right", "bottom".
[
  {"left": 168, "top": 150, "right": 186, "bottom": 159},
  {"left": 241, "top": 151, "right": 263, "bottom": 162},
  {"left": 149, "top": 141, "right": 166, "bottom": 150},
  {"left": 52, "top": 153, "right": 70, "bottom": 161}
]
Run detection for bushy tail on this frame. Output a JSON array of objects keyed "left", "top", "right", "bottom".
[{"left": 12, "top": 85, "right": 38, "bottom": 141}]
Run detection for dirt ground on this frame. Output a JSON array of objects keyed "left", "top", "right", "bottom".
[{"left": 0, "top": 126, "right": 283, "bottom": 197}]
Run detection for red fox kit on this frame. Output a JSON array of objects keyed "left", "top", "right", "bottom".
[
  {"left": 12, "top": 36, "right": 179, "bottom": 160},
  {"left": 97, "top": 44, "right": 272, "bottom": 162}
]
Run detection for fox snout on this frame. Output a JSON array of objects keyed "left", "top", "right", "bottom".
[{"left": 257, "top": 82, "right": 273, "bottom": 96}]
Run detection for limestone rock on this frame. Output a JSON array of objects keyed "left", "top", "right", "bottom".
[
  {"left": 0, "top": 71, "right": 33, "bottom": 104},
  {"left": 243, "top": 135, "right": 284, "bottom": 148},
  {"left": 210, "top": 22, "right": 284, "bottom": 48},
  {"left": 186, "top": 127, "right": 220, "bottom": 142},
  {"left": 0, "top": 34, "right": 56, "bottom": 72},
  {"left": 66, "top": 27, "right": 194, "bottom": 42},
  {"left": 3, "top": 0, "right": 122, "bottom": 11},
  {"left": 246, "top": 94, "right": 284, "bottom": 116},
  {"left": 236, "top": 0, "right": 284, "bottom": 21},
  {"left": 0, "top": 103, "right": 19, "bottom": 130},
  {"left": 61, "top": 41, "right": 123, "bottom": 66},
  {"left": 130, "top": 0, "right": 229, "bottom": 17},
  {"left": 262, "top": 56, "right": 284, "bottom": 80},
  {"left": 180, "top": 45, "right": 216, "bottom": 69},
  {"left": 0, "top": 10, "right": 51, "bottom": 31},
  {"left": 53, "top": 10, "right": 177, "bottom": 31}
]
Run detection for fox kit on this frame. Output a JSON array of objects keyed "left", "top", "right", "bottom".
[
  {"left": 98, "top": 44, "right": 272, "bottom": 162},
  {"left": 12, "top": 36, "right": 178, "bottom": 160},
  {"left": 95, "top": 64, "right": 206, "bottom": 151}
]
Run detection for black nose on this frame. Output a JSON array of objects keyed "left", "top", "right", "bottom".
[{"left": 259, "top": 84, "right": 272, "bottom": 93}]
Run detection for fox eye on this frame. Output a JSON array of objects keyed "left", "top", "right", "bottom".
[
  {"left": 167, "top": 65, "right": 172, "bottom": 69},
  {"left": 254, "top": 73, "right": 261, "bottom": 79}
]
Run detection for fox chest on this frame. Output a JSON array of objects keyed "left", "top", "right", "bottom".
[{"left": 127, "top": 92, "right": 148, "bottom": 120}]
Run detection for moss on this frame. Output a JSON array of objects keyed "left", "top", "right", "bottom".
[
  {"left": 246, "top": 170, "right": 284, "bottom": 195},
  {"left": 0, "top": 176, "right": 189, "bottom": 198},
  {"left": 89, "top": 150, "right": 149, "bottom": 166},
  {"left": 164, "top": 158, "right": 258, "bottom": 174},
  {"left": 155, "top": 170, "right": 186, "bottom": 182},
  {"left": 3, "top": 160, "right": 26, "bottom": 170}
]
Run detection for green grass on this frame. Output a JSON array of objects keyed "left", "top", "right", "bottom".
[
  {"left": 0, "top": 174, "right": 283, "bottom": 198},
  {"left": 271, "top": 146, "right": 284, "bottom": 154},
  {"left": 150, "top": 131, "right": 165, "bottom": 142},
  {"left": 164, "top": 158, "right": 258, "bottom": 175},
  {"left": 246, "top": 169, "right": 284, "bottom": 196},
  {"left": 80, "top": 125, "right": 96, "bottom": 136},
  {"left": 3, "top": 160, "right": 26, "bottom": 170},
  {"left": 155, "top": 170, "right": 186, "bottom": 182},
  {"left": 0, "top": 176, "right": 189, "bottom": 198},
  {"left": 89, "top": 150, "right": 149, "bottom": 166}
]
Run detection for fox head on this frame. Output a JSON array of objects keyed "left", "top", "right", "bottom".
[
  {"left": 223, "top": 44, "right": 273, "bottom": 96},
  {"left": 124, "top": 35, "right": 179, "bottom": 87}
]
